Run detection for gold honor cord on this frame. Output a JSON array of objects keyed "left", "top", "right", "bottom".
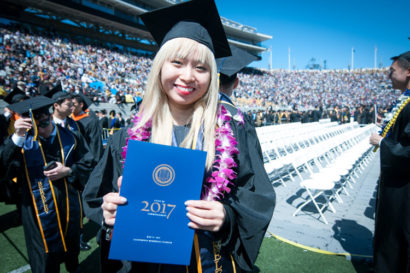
[
  {"left": 29, "top": 109, "right": 38, "bottom": 141},
  {"left": 38, "top": 140, "right": 68, "bottom": 252},
  {"left": 373, "top": 97, "right": 410, "bottom": 152},
  {"left": 230, "top": 254, "right": 237, "bottom": 273},
  {"left": 56, "top": 126, "right": 71, "bottom": 236},
  {"left": 194, "top": 233, "right": 203, "bottom": 273},
  {"left": 22, "top": 149, "right": 49, "bottom": 253},
  {"left": 78, "top": 192, "right": 83, "bottom": 229}
]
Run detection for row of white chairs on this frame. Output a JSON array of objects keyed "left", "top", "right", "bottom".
[
  {"left": 291, "top": 125, "right": 376, "bottom": 224},
  {"left": 257, "top": 120, "right": 339, "bottom": 147},
  {"left": 259, "top": 122, "right": 377, "bottom": 224},
  {"left": 261, "top": 122, "right": 360, "bottom": 187}
]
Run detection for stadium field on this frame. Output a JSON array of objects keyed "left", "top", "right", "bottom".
[{"left": 1, "top": 202, "right": 372, "bottom": 273}]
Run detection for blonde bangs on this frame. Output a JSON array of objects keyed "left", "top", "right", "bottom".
[{"left": 165, "top": 38, "right": 214, "bottom": 68}]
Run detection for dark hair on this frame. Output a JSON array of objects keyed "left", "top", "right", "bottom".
[
  {"left": 110, "top": 110, "right": 116, "bottom": 116},
  {"left": 219, "top": 73, "right": 237, "bottom": 88},
  {"left": 55, "top": 93, "right": 73, "bottom": 105},
  {"left": 101, "top": 109, "right": 107, "bottom": 115},
  {"left": 394, "top": 57, "right": 410, "bottom": 70},
  {"left": 73, "top": 95, "right": 87, "bottom": 110}
]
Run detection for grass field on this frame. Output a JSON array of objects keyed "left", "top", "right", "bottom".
[{"left": 0, "top": 202, "right": 372, "bottom": 273}]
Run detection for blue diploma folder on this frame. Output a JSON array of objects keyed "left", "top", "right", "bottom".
[{"left": 109, "top": 140, "right": 207, "bottom": 265}]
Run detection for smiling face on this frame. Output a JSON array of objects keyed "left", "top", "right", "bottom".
[{"left": 160, "top": 38, "right": 211, "bottom": 111}]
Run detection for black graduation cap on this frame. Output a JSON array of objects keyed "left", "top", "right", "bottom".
[
  {"left": 8, "top": 96, "right": 53, "bottom": 117},
  {"left": 217, "top": 45, "right": 258, "bottom": 77},
  {"left": 73, "top": 92, "right": 93, "bottom": 110},
  {"left": 39, "top": 84, "right": 50, "bottom": 96},
  {"left": 140, "top": 0, "right": 231, "bottom": 58},
  {"left": 3, "top": 87, "right": 29, "bottom": 104},
  {"left": 391, "top": 51, "right": 410, "bottom": 62},
  {"left": 44, "top": 82, "right": 71, "bottom": 102}
]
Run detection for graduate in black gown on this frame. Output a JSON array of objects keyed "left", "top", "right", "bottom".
[
  {"left": 0, "top": 88, "right": 29, "bottom": 204},
  {"left": 216, "top": 44, "right": 263, "bottom": 161},
  {"left": 369, "top": 51, "right": 410, "bottom": 273},
  {"left": 82, "top": 0, "right": 275, "bottom": 272},
  {"left": 0, "top": 96, "right": 93, "bottom": 273},
  {"left": 72, "top": 92, "right": 103, "bottom": 165},
  {"left": 45, "top": 84, "right": 93, "bottom": 251}
]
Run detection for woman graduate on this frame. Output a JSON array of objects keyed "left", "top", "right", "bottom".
[{"left": 82, "top": 0, "right": 275, "bottom": 272}]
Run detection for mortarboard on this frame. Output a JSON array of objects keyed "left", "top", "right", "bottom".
[
  {"left": 73, "top": 92, "right": 93, "bottom": 110},
  {"left": 217, "top": 45, "right": 258, "bottom": 77},
  {"left": 44, "top": 82, "right": 71, "bottom": 102},
  {"left": 140, "top": 0, "right": 231, "bottom": 58},
  {"left": 3, "top": 87, "right": 29, "bottom": 104},
  {"left": 38, "top": 83, "right": 50, "bottom": 96},
  {"left": 8, "top": 96, "right": 53, "bottom": 117},
  {"left": 391, "top": 51, "right": 410, "bottom": 62}
]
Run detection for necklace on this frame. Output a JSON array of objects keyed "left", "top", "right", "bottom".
[
  {"left": 374, "top": 90, "right": 410, "bottom": 152},
  {"left": 122, "top": 105, "right": 243, "bottom": 201},
  {"left": 379, "top": 90, "right": 410, "bottom": 138}
]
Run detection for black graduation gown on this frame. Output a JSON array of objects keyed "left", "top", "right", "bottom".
[
  {"left": 0, "top": 114, "right": 9, "bottom": 143},
  {"left": 374, "top": 102, "right": 410, "bottom": 273},
  {"left": 82, "top": 105, "right": 275, "bottom": 273},
  {"left": 76, "top": 111, "right": 103, "bottom": 166},
  {"left": 0, "top": 126, "right": 94, "bottom": 273},
  {"left": 0, "top": 114, "right": 20, "bottom": 204},
  {"left": 100, "top": 116, "right": 109, "bottom": 129}
]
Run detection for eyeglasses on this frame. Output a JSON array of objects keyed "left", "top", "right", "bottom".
[{"left": 37, "top": 119, "right": 51, "bottom": 128}]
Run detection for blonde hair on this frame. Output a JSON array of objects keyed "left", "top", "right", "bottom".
[{"left": 137, "top": 38, "right": 219, "bottom": 170}]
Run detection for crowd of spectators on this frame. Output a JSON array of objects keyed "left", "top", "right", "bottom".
[
  {"left": 0, "top": 24, "right": 401, "bottom": 125},
  {"left": 0, "top": 24, "right": 151, "bottom": 104},
  {"left": 245, "top": 104, "right": 379, "bottom": 127},
  {"left": 234, "top": 68, "right": 399, "bottom": 111}
]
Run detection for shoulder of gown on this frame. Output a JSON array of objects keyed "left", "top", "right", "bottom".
[
  {"left": 82, "top": 127, "right": 128, "bottom": 226},
  {"left": 219, "top": 103, "right": 275, "bottom": 271}
]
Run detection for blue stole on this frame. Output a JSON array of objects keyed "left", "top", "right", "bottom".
[
  {"left": 22, "top": 126, "right": 81, "bottom": 253},
  {"left": 66, "top": 117, "right": 80, "bottom": 132},
  {"left": 219, "top": 92, "right": 234, "bottom": 106}
]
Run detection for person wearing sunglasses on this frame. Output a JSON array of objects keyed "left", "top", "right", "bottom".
[{"left": 0, "top": 96, "right": 93, "bottom": 273}]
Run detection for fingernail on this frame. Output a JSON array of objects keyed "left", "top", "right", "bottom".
[
  {"left": 120, "top": 197, "right": 127, "bottom": 202},
  {"left": 186, "top": 207, "right": 190, "bottom": 211},
  {"left": 186, "top": 212, "right": 191, "bottom": 217}
]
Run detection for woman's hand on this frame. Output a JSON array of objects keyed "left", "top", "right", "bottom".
[
  {"left": 101, "top": 176, "right": 126, "bottom": 226},
  {"left": 185, "top": 200, "right": 226, "bottom": 232}
]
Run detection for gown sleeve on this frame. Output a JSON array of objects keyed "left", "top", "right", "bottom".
[
  {"left": 68, "top": 130, "right": 94, "bottom": 190},
  {"left": 82, "top": 128, "right": 127, "bottom": 226},
  {"left": 82, "top": 114, "right": 104, "bottom": 165},
  {"left": 379, "top": 104, "right": 410, "bottom": 182},
  {"left": 217, "top": 107, "right": 275, "bottom": 272}
]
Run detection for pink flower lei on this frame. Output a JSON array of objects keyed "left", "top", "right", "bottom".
[{"left": 121, "top": 105, "right": 244, "bottom": 201}]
